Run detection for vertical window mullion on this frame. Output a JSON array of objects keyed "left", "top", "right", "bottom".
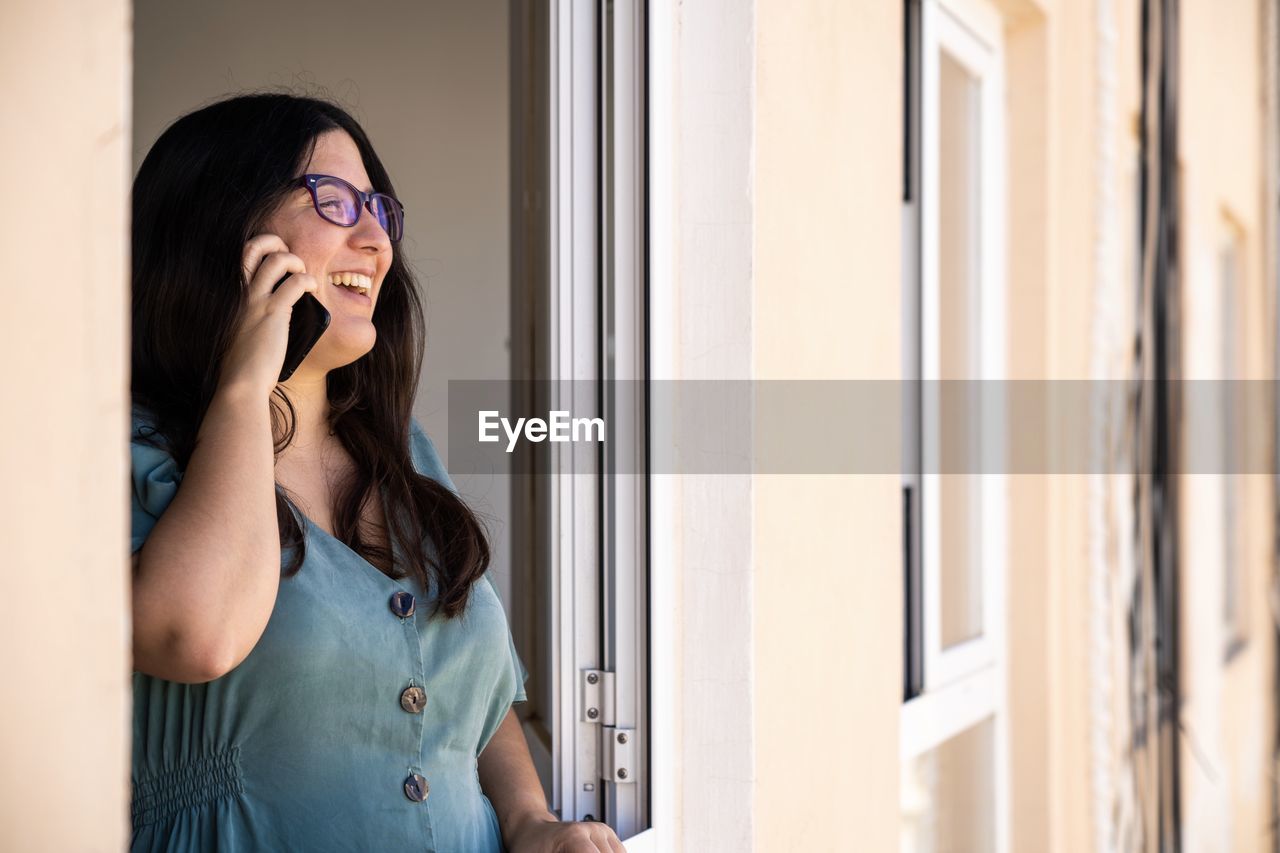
[
  {"left": 549, "top": 0, "right": 604, "bottom": 825},
  {"left": 903, "top": 0, "right": 926, "bottom": 703},
  {"left": 598, "top": 0, "right": 649, "bottom": 839}
]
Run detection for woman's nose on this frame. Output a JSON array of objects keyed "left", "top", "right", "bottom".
[{"left": 352, "top": 205, "right": 392, "bottom": 252}]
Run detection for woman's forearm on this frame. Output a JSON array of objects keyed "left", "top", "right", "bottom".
[{"left": 478, "top": 708, "right": 557, "bottom": 844}]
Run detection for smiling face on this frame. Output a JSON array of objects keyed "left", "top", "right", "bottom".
[{"left": 259, "top": 128, "right": 395, "bottom": 374}]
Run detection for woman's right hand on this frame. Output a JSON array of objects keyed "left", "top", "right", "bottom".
[{"left": 217, "top": 234, "right": 320, "bottom": 398}]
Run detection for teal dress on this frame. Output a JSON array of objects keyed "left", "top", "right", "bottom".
[{"left": 129, "top": 406, "right": 529, "bottom": 852}]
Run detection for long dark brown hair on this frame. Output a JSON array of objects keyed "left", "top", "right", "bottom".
[{"left": 131, "top": 91, "right": 489, "bottom": 617}]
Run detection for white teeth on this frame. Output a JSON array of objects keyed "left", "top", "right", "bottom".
[{"left": 327, "top": 272, "right": 371, "bottom": 296}]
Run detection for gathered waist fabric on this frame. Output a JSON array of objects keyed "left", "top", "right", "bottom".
[{"left": 132, "top": 747, "right": 245, "bottom": 828}]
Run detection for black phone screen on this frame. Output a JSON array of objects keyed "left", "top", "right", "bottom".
[{"left": 271, "top": 273, "right": 331, "bottom": 382}]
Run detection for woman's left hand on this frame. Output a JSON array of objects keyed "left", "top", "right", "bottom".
[{"left": 508, "top": 812, "right": 626, "bottom": 853}]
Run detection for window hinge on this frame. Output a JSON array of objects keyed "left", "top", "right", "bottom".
[
  {"left": 579, "top": 669, "right": 638, "bottom": 785},
  {"left": 580, "top": 668, "right": 616, "bottom": 725},
  {"left": 601, "top": 725, "right": 637, "bottom": 784}
]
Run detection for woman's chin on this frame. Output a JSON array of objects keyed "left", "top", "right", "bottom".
[{"left": 312, "top": 331, "right": 377, "bottom": 371}]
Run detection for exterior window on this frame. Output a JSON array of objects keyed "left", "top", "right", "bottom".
[
  {"left": 902, "top": 716, "right": 997, "bottom": 850},
  {"left": 902, "top": 0, "right": 1008, "bottom": 849}
]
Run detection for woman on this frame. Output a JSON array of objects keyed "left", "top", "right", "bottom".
[{"left": 129, "top": 92, "right": 624, "bottom": 852}]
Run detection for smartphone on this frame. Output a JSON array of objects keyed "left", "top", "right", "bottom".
[{"left": 271, "top": 273, "right": 331, "bottom": 383}]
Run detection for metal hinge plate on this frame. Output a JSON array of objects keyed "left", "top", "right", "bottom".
[
  {"left": 580, "top": 669, "right": 615, "bottom": 725},
  {"left": 601, "top": 726, "right": 637, "bottom": 784},
  {"left": 579, "top": 669, "right": 639, "bottom": 785}
]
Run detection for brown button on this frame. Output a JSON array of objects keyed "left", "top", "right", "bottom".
[
  {"left": 400, "top": 685, "right": 427, "bottom": 714},
  {"left": 389, "top": 590, "right": 415, "bottom": 618},
  {"left": 403, "top": 773, "right": 429, "bottom": 802}
]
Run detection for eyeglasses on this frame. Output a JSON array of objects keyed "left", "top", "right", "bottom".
[{"left": 296, "top": 173, "right": 405, "bottom": 243}]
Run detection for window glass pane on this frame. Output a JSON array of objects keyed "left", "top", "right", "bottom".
[
  {"left": 901, "top": 716, "right": 996, "bottom": 852},
  {"left": 938, "top": 48, "right": 984, "bottom": 648}
]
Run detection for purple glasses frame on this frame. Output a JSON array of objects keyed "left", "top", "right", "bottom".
[{"left": 296, "top": 173, "right": 406, "bottom": 243}]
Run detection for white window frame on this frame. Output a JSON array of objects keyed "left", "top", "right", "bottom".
[
  {"left": 547, "top": 0, "right": 604, "bottom": 828},
  {"left": 918, "top": 0, "right": 1006, "bottom": 693},
  {"left": 902, "top": 0, "right": 1009, "bottom": 849},
  {"left": 599, "top": 0, "right": 649, "bottom": 839},
  {"left": 546, "top": 0, "right": 655, "bottom": 844},
  {"left": 632, "top": 0, "right": 675, "bottom": 848}
]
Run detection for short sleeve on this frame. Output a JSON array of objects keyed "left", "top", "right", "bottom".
[
  {"left": 130, "top": 407, "right": 184, "bottom": 554},
  {"left": 409, "top": 417, "right": 530, "bottom": 703},
  {"left": 482, "top": 572, "right": 530, "bottom": 704},
  {"left": 407, "top": 417, "right": 459, "bottom": 494}
]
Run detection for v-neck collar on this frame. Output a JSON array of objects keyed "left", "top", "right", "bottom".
[
  {"left": 294, "top": 485, "right": 417, "bottom": 592},
  {"left": 301, "top": 513, "right": 410, "bottom": 587},
  {"left": 285, "top": 483, "right": 436, "bottom": 602}
]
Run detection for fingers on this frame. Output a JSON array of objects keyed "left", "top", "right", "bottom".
[
  {"left": 584, "top": 823, "right": 624, "bottom": 853},
  {"left": 252, "top": 254, "right": 308, "bottom": 301},
  {"left": 522, "top": 819, "right": 625, "bottom": 853},
  {"left": 241, "top": 233, "right": 289, "bottom": 285},
  {"left": 265, "top": 271, "right": 320, "bottom": 311},
  {"left": 241, "top": 234, "right": 305, "bottom": 298}
]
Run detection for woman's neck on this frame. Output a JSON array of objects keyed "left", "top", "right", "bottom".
[{"left": 275, "top": 370, "right": 335, "bottom": 459}]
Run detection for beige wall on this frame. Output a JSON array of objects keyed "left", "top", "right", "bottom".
[
  {"left": 1178, "top": 0, "right": 1276, "bottom": 848},
  {"left": 1000, "top": 3, "right": 1054, "bottom": 850},
  {"left": 752, "top": 1, "right": 903, "bottom": 850},
  {"left": 1042, "top": 0, "right": 1100, "bottom": 847},
  {"left": 0, "top": 0, "right": 131, "bottom": 849}
]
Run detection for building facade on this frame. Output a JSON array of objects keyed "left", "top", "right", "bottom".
[{"left": 1, "top": 0, "right": 1277, "bottom": 850}]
